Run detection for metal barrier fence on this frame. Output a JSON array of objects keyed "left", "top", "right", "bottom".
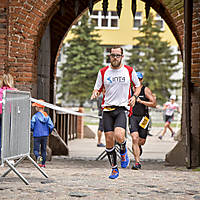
[
  {"left": 0, "top": 94, "right": 99, "bottom": 185},
  {"left": 1, "top": 90, "right": 48, "bottom": 185},
  {"left": 1, "top": 90, "right": 30, "bottom": 161}
]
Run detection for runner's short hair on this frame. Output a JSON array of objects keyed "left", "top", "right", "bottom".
[{"left": 110, "top": 46, "right": 123, "bottom": 55}]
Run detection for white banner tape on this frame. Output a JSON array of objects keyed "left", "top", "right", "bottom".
[{"left": 30, "top": 98, "right": 101, "bottom": 119}]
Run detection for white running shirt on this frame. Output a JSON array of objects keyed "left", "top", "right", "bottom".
[
  {"left": 165, "top": 101, "right": 179, "bottom": 116},
  {"left": 94, "top": 65, "right": 140, "bottom": 108}
]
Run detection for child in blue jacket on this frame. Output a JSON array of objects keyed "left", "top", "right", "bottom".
[{"left": 31, "top": 100, "right": 54, "bottom": 167}]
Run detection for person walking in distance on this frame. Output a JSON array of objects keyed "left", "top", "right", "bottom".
[
  {"left": 91, "top": 46, "right": 140, "bottom": 179},
  {"left": 97, "top": 90, "right": 105, "bottom": 147},
  {"left": 31, "top": 100, "right": 54, "bottom": 168},
  {"left": 129, "top": 72, "right": 156, "bottom": 170},
  {"left": 158, "top": 95, "right": 180, "bottom": 140}
]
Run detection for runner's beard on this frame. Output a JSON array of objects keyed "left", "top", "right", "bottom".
[{"left": 111, "top": 59, "right": 121, "bottom": 68}]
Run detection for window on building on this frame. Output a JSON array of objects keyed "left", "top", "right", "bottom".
[
  {"left": 155, "top": 14, "right": 164, "bottom": 30},
  {"left": 90, "top": 10, "right": 119, "bottom": 29},
  {"left": 133, "top": 12, "right": 142, "bottom": 29},
  {"left": 101, "top": 46, "right": 113, "bottom": 65}
]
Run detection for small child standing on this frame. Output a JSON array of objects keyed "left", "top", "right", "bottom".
[{"left": 31, "top": 100, "right": 54, "bottom": 168}]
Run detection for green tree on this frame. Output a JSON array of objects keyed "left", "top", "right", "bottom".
[
  {"left": 127, "top": 14, "right": 181, "bottom": 104},
  {"left": 59, "top": 13, "right": 104, "bottom": 106}
]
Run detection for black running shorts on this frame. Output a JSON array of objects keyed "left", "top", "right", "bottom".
[
  {"left": 103, "top": 107, "right": 127, "bottom": 132},
  {"left": 129, "top": 115, "right": 148, "bottom": 139},
  {"left": 165, "top": 115, "right": 173, "bottom": 123},
  {"left": 98, "top": 118, "right": 104, "bottom": 131}
]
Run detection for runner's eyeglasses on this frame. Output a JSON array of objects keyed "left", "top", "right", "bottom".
[{"left": 110, "top": 54, "right": 122, "bottom": 58}]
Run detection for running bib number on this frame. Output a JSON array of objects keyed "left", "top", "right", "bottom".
[{"left": 139, "top": 116, "right": 149, "bottom": 129}]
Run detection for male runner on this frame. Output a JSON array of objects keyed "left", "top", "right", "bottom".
[
  {"left": 91, "top": 46, "right": 140, "bottom": 179},
  {"left": 129, "top": 72, "right": 156, "bottom": 170}
]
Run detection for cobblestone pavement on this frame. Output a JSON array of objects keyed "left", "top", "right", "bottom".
[
  {"left": 1, "top": 126, "right": 200, "bottom": 200},
  {"left": 0, "top": 158, "right": 200, "bottom": 200}
]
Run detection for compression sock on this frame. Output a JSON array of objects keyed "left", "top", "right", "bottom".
[
  {"left": 106, "top": 147, "right": 117, "bottom": 168},
  {"left": 119, "top": 140, "right": 127, "bottom": 154}
]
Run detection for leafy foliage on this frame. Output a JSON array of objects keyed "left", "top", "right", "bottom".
[
  {"left": 59, "top": 13, "right": 104, "bottom": 106},
  {"left": 127, "top": 14, "right": 181, "bottom": 104}
]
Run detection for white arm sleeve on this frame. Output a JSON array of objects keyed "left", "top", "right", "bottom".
[
  {"left": 132, "top": 69, "right": 140, "bottom": 87},
  {"left": 94, "top": 71, "right": 103, "bottom": 90}
]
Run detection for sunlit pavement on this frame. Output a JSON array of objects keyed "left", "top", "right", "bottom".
[{"left": 68, "top": 125, "right": 178, "bottom": 161}]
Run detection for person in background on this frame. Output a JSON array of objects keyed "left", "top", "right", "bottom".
[
  {"left": 0, "top": 73, "right": 17, "bottom": 158},
  {"left": 97, "top": 91, "right": 105, "bottom": 147},
  {"left": 129, "top": 72, "right": 156, "bottom": 170},
  {"left": 158, "top": 95, "right": 180, "bottom": 140},
  {"left": 31, "top": 100, "right": 54, "bottom": 168}
]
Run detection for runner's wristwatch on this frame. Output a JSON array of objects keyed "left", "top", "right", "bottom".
[{"left": 133, "top": 94, "right": 139, "bottom": 100}]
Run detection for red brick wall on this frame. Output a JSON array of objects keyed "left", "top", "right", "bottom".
[
  {"left": 0, "top": 0, "right": 8, "bottom": 77},
  {"left": 0, "top": 0, "right": 59, "bottom": 91},
  {"left": 192, "top": 1, "right": 200, "bottom": 87}
]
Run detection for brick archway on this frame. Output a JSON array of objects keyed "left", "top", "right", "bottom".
[{"left": 0, "top": 0, "right": 199, "bottom": 167}]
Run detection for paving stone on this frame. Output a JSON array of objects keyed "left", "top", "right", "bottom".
[
  {"left": 40, "top": 179, "right": 55, "bottom": 184},
  {"left": 69, "top": 192, "right": 88, "bottom": 197}
]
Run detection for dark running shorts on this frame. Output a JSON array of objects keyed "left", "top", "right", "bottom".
[
  {"left": 129, "top": 115, "right": 149, "bottom": 139},
  {"left": 103, "top": 107, "right": 127, "bottom": 132},
  {"left": 165, "top": 115, "right": 173, "bottom": 123},
  {"left": 98, "top": 118, "right": 104, "bottom": 131}
]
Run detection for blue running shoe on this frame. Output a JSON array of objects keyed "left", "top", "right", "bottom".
[
  {"left": 109, "top": 168, "right": 119, "bottom": 179},
  {"left": 120, "top": 148, "right": 130, "bottom": 168}
]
